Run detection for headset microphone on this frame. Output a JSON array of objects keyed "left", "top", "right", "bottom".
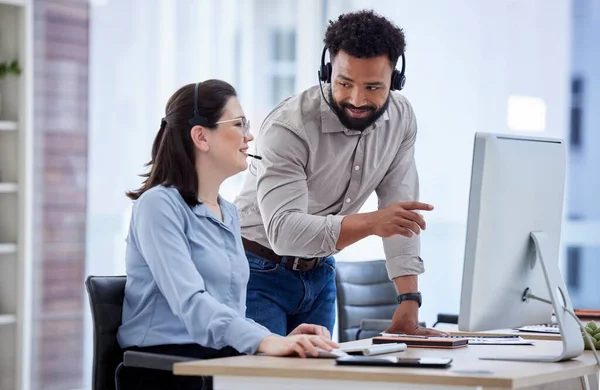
[{"left": 247, "top": 154, "right": 262, "bottom": 160}]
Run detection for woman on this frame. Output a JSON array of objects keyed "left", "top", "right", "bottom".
[{"left": 117, "top": 80, "right": 338, "bottom": 389}]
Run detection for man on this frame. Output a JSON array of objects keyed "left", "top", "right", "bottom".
[{"left": 235, "top": 10, "right": 444, "bottom": 338}]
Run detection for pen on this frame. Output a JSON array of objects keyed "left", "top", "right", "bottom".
[{"left": 362, "top": 343, "right": 407, "bottom": 356}]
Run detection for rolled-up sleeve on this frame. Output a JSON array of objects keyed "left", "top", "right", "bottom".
[
  {"left": 375, "top": 104, "right": 425, "bottom": 279},
  {"left": 133, "top": 191, "right": 271, "bottom": 354},
  {"left": 255, "top": 120, "right": 344, "bottom": 257}
]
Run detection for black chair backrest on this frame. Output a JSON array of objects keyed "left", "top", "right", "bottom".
[
  {"left": 85, "top": 275, "right": 127, "bottom": 390},
  {"left": 335, "top": 260, "right": 397, "bottom": 342}
]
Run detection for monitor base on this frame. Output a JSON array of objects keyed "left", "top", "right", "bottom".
[{"left": 479, "top": 231, "right": 583, "bottom": 363}]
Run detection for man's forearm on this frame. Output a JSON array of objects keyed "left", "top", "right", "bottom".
[
  {"left": 389, "top": 275, "right": 420, "bottom": 331},
  {"left": 267, "top": 211, "right": 344, "bottom": 257},
  {"left": 390, "top": 274, "right": 447, "bottom": 335},
  {"left": 393, "top": 275, "right": 418, "bottom": 295},
  {"left": 336, "top": 212, "right": 376, "bottom": 250}
]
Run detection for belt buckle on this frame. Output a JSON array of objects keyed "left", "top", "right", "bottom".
[{"left": 291, "top": 257, "right": 302, "bottom": 271}]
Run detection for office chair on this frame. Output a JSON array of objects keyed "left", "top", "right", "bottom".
[
  {"left": 335, "top": 260, "right": 430, "bottom": 342},
  {"left": 85, "top": 275, "right": 195, "bottom": 390},
  {"left": 432, "top": 313, "right": 459, "bottom": 327},
  {"left": 335, "top": 260, "right": 398, "bottom": 342}
]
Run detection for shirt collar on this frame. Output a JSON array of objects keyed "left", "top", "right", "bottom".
[
  {"left": 319, "top": 84, "right": 391, "bottom": 136},
  {"left": 193, "top": 194, "right": 233, "bottom": 229}
]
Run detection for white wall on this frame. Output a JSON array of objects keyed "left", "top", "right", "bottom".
[
  {"left": 569, "top": 0, "right": 600, "bottom": 218},
  {"left": 330, "top": 0, "right": 572, "bottom": 326}
]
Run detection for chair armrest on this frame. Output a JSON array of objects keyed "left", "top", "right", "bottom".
[
  {"left": 123, "top": 351, "right": 196, "bottom": 371},
  {"left": 356, "top": 319, "right": 392, "bottom": 340},
  {"left": 359, "top": 319, "right": 393, "bottom": 332},
  {"left": 432, "top": 313, "right": 459, "bottom": 327}
]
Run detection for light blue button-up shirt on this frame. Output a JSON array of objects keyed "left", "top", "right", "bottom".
[{"left": 117, "top": 185, "right": 272, "bottom": 354}]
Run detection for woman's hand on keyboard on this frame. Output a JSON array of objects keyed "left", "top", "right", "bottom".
[{"left": 258, "top": 335, "right": 339, "bottom": 358}]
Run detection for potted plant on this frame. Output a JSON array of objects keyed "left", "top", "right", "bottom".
[
  {"left": 582, "top": 321, "right": 600, "bottom": 350},
  {"left": 0, "top": 59, "right": 22, "bottom": 118}
]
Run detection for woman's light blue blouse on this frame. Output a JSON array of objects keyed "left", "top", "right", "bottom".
[{"left": 117, "top": 185, "right": 271, "bottom": 354}]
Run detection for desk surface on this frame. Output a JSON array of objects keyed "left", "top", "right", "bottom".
[{"left": 174, "top": 338, "right": 598, "bottom": 389}]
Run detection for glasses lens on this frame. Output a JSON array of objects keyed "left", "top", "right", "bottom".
[{"left": 243, "top": 118, "right": 251, "bottom": 137}]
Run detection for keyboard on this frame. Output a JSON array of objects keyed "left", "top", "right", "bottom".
[{"left": 515, "top": 323, "right": 560, "bottom": 334}]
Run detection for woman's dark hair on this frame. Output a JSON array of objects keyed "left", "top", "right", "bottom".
[
  {"left": 126, "top": 79, "right": 237, "bottom": 206},
  {"left": 324, "top": 9, "right": 406, "bottom": 67}
]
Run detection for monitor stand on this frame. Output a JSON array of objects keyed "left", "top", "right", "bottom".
[{"left": 480, "top": 231, "right": 584, "bottom": 362}]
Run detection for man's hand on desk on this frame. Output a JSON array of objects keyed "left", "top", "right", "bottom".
[
  {"left": 387, "top": 300, "right": 448, "bottom": 337},
  {"left": 288, "top": 323, "right": 332, "bottom": 339}
]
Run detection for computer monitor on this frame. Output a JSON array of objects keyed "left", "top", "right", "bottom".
[{"left": 458, "top": 132, "right": 583, "bottom": 362}]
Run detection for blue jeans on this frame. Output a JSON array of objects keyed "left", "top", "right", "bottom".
[{"left": 245, "top": 250, "right": 337, "bottom": 336}]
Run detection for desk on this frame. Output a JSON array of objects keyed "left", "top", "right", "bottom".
[{"left": 174, "top": 338, "right": 598, "bottom": 390}]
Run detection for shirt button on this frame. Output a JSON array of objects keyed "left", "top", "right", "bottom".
[
  {"left": 346, "top": 198, "right": 351, "bottom": 203},
  {"left": 354, "top": 165, "right": 360, "bottom": 170}
]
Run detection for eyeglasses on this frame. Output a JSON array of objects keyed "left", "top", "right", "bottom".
[{"left": 214, "top": 116, "right": 251, "bottom": 138}]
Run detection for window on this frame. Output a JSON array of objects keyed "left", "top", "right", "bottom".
[
  {"left": 272, "top": 30, "right": 296, "bottom": 61},
  {"left": 566, "top": 247, "right": 581, "bottom": 291},
  {"left": 569, "top": 76, "right": 584, "bottom": 151},
  {"left": 563, "top": 0, "right": 600, "bottom": 311},
  {"left": 271, "top": 75, "right": 295, "bottom": 105},
  {"left": 268, "top": 29, "right": 296, "bottom": 106}
]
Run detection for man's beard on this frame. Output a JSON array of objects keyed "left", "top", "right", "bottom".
[{"left": 328, "top": 89, "right": 390, "bottom": 131}]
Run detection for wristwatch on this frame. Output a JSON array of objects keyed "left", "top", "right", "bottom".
[{"left": 397, "top": 292, "right": 422, "bottom": 308}]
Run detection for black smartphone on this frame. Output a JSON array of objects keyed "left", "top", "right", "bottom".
[{"left": 335, "top": 355, "right": 452, "bottom": 368}]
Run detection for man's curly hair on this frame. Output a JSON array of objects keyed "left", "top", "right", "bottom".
[{"left": 324, "top": 10, "right": 405, "bottom": 66}]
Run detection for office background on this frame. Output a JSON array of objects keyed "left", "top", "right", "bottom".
[{"left": 0, "top": 0, "right": 598, "bottom": 389}]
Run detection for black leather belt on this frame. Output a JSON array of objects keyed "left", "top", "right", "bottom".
[{"left": 242, "top": 238, "right": 321, "bottom": 272}]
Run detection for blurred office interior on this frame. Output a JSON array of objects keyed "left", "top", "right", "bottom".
[{"left": 0, "top": 0, "right": 598, "bottom": 389}]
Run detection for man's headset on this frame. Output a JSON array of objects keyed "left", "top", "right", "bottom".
[
  {"left": 317, "top": 46, "right": 406, "bottom": 91},
  {"left": 187, "top": 82, "right": 262, "bottom": 160}
]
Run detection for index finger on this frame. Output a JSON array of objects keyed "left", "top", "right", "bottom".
[
  {"left": 325, "top": 338, "right": 339, "bottom": 349},
  {"left": 303, "top": 324, "right": 325, "bottom": 337},
  {"left": 317, "top": 326, "right": 331, "bottom": 339},
  {"left": 308, "top": 336, "right": 339, "bottom": 351},
  {"left": 401, "top": 202, "right": 434, "bottom": 211}
]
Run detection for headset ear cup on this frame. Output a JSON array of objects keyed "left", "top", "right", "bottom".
[
  {"left": 319, "top": 64, "right": 328, "bottom": 83},
  {"left": 325, "top": 62, "right": 332, "bottom": 83},
  {"left": 391, "top": 70, "right": 405, "bottom": 91}
]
